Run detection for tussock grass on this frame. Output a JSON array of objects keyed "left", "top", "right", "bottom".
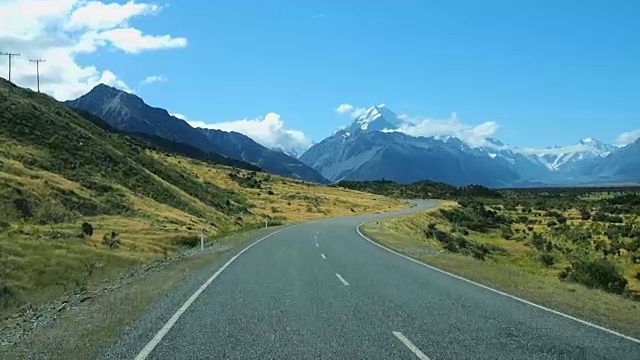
[{"left": 363, "top": 201, "right": 640, "bottom": 339}]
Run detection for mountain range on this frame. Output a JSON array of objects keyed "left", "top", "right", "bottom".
[
  {"left": 299, "top": 104, "right": 640, "bottom": 187},
  {"left": 64, "top": 85, "right": 638, "bottom": 188},
  {"left": 65, "top": 85, "right": 328, "bottom": 184}
]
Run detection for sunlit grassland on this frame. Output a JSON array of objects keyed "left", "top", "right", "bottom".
[
  {"left": 362, "top": 200, "right": 640, "bottom": 339},
  {"left": 0, "top": 148, "right": 407, "bottom": 315}
]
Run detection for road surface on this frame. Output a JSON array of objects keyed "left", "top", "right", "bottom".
[{"left": 102, "top": 201, "right": 640, "bottom": 359}]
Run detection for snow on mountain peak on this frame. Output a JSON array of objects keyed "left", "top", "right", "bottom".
[
  {"left": 349, "top": 104, "right": 402, "bottom": 132},
  {"left": 521, "top": 138, "right": 615, "bottom": 171}
]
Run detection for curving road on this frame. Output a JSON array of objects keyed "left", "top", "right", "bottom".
[{"left": 102, "top": 201, "right": 640, "bottom": 359}]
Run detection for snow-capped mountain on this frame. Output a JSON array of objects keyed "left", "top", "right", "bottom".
[
  {"left": 520, "top": 138, "right": 616, "bottom": 171},
  {"left": 347, "top": 104, "right": 403, "bottom": 133},
  {"left": 300, "top": 105, "right": 521, "bottom": 186},
  {"left": 299, "top": 104, "right": 635, "bottom": 186}
]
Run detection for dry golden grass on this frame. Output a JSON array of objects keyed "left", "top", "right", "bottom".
[
  {"left": 0, "top": 150, "right": 408, "bottom": 314},
  {"left": 151, "top": 151, "right": 407, "bottom": 222},
  {"left": 362, "top": 202, "right": 640, "bottom": 338}
]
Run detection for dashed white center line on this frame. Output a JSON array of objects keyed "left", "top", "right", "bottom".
[
  {"left": 392, "top": 331, "right": 430, "bottom": 360},
  {"left": 315, "top": 243, "right": 319, "bottom": 248},
  {"left": 335, "top": 273, "right": 349, "bottom": 286},
  {"left": 321, "top": 253, "right": 326, "bottom": 260}
]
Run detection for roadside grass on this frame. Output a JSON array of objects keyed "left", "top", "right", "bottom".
[
  {"left": 362, "top": 203, "right": 640, "bottom": 339},
  {"left": 3, "top": 225, "right": 290, "bottom": 360}
]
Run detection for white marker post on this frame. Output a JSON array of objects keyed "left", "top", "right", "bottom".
[
  {"left": 200, "top": 228, "right": 205, "bottom": 252},
  {"left": 265, "top": 218, "right": 269, "bottom": 228}
]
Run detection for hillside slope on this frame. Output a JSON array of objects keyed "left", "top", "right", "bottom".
[
  {"left": 0, "top": 79, "right": 407, "bottom": 312},
  {"left": 198, "top": 127, "right": 328, "bottom": 183},
  {"left": 65, "top": 84, "right": 328, "bottom": 183}
]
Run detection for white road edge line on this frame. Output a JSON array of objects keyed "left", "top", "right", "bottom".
[
  {"left": 392, "top": 331, "right": 430, "bottom": 360},
  {"left": 357, "top": 220, "right": 640, "bottom": 344},
  {"left": 133, "top": 222, "right": 315, "bottom": 360},
  {"left": 321, "top": 253, "right": 326, "bottom": 260},
  {"left": 335, "top": 273, "right": 349, "bottom": 286}
]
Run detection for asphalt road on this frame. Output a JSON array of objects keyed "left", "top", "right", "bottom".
[{"left": 103, "top": 201, "right": 640, "bottom": 359}]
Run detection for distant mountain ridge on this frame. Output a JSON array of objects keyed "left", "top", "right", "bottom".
[
  {"left": 65, "top": 84, "right": 329, "bottom": 183},
  {"left": 299, "top": 104, "right": 639, "bottom": 187}
]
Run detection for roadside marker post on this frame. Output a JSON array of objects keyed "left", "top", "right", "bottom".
[{"left": 200, "top": 228, "right": 205, "bottom": 252}]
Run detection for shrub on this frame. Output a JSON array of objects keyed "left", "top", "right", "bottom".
[
  {"left": 559, "top": 256, "right": 628, "bottom": 294},
  {"left": 539, "top": 252, "right": 555, "bottom": 267},
  {"left": 579, "top": 208, "right": 591, "bottom": 221},
  {"left": 500, "top": 226, "right": 514, "bottom": 240},
  {"left": 172, "top": 235, "right": 200, "bottom": 248},
  {"left": 81, "top": 222, "right": 93, "bottom": 237},
  {"left": 530, "top": 232, "right": 546, "bottom": 251},
  {"left": 102, "top": 231, "right": 121, "bottom": 249}
]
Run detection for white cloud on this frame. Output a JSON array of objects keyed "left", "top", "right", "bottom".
[
  {"left": 170, "top": 113, "right": 187, "bottom": 120},
  {"left": 389, "top": 112, "right": 500, "bottom": 147},
  {"left": 66, "top": 0, "right": 160, "bottom": 30},
  {"left": 98, "top": 27, "right": 187, "bottom": 54},
  {"left": 141, "top": 74, "right": 167, "bottom": 85},
  {"left": 188, "top": 113, "right": 313, "bottom": 154},
  {"left": 335, "top": 103, "right": 354, "bottom": 114},
  {"left": 311, "top": 13, "right": 326, "bottom": 19},
  {"left": 0, "top": 0, "right": 187, "bottom": 100},
  {"left": 335, "top": 103, "right": 366, "bottom": 118},
  {"left": 615, "top": 130, "right": 640, "bottom": 146}
]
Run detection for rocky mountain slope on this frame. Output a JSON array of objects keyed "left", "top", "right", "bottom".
[
  {"left": 65, "top": 84, "right": 328, "bottom": 183},
  {"left": 300, "top": 105, "right": 521, "bottom": 187},
  {"left": 300, "top": 104, "right": 637, "bottom": 186}
]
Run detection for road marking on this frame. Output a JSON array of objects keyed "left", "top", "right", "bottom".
[
  {"left": 133, "top": 222, "right": 315, "bottom": 360},
  {"left": 335, "top": 273, "right": 349, "bottom": 286},
  {"left": 321, "top": 253, "right": 326, "bottom": 260},
  {"left": 392, "top": 331, "right": 430, "bottom": 360},
  {"left": 315, "top": 243, "right": 319, "bottom": 248},
  {"left": 356, "top": 220, "right": 640, "bottom": 344}
]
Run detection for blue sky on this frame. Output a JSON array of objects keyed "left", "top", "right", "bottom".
[{"left": 4, "top": 0, "right": 640, "bottom": 151}]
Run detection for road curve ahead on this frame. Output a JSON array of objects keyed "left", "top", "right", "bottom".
[{"left": 106, "top": 201, "right": 640, "bottom": 360}]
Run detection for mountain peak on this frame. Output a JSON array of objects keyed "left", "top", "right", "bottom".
[{"left": 348, "top": 104, "right": 401, "bottom": 133}]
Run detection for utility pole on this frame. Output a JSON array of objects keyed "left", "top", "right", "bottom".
[
  {"left": 29, "top": 59, "right": 45, "bottom": 92},
  {"left": 1, "top": 52, "right": 20, "bottom": 82}
]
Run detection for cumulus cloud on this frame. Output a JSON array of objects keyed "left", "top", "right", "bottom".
[
  {"left": 140, "top": 74, "right": 167, "bottom": 85},
  {"left": 388, "top": 112, "right": 500, "bottom": 147},
  {"left": 335, "top": 103, "right": 366, "bottom": 118},
  {"left": 0, "top": 0, "right": 187, "bottom": 100},
  {"left": 615, "top": 130, "right": 640, "bottom": 146},
  {"left": 188, "top": 113, "right": 313, "bottom": 154},
  {"left": 335, "top": 103, "right": 354, "bottom": 114}
]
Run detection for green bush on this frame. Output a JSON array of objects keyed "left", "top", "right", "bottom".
[
  {"left": 559, "top": 256, "right": 628, "bottom": 294},
  {"left": 539, "top": 252, "right": 555, "bottom": 267}
]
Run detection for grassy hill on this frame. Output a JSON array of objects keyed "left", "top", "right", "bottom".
[{"left": 0, "top": 79, "right": 407, "bottom": 313}]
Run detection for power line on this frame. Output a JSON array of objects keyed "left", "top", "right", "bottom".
[
  {"left": 29, "top": 59, "right": 46, "bottom": 92},
  {"left": 0, "top": 52, "right": 21, "bottom": 82}
]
